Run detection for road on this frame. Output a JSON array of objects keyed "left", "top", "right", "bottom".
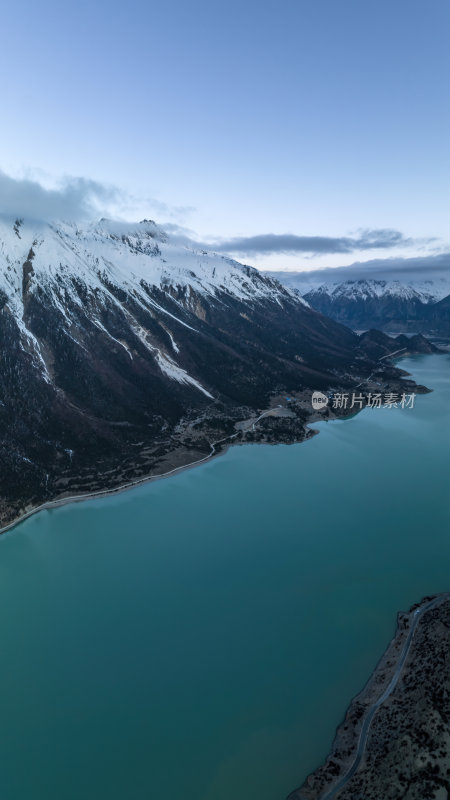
[
  {"left": 315, "top": 592, "right": 450, "bottom": 800},
  {"left": 354, "top": 347, "right": 406, "bottom": 389},
  {"left": 0, "top": 406, "right": 275, "bottom": 536}
]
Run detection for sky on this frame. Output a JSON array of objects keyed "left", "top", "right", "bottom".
[{"left": 0, "top": 0, "right": 448, "bottom": 272}]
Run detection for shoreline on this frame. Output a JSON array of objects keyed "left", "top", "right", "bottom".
[
  {"left": 289, "top": 591, "right": 450, "bottom": 800},
  {"left": 0, "top": 397, "right": 361, "bottom": 538},
  {"left": 0, "top": 351, "right": 435, "bottom": 538},
  {"left": 0, "top": 433, "right": 236, "bottom": 538},
  {"left": 0, "top": 406, "right": 295, "bottom": 538}
]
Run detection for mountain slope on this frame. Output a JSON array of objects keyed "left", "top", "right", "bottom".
[{"left": 0, "top": 216, "right": 424, "bottom": 527}]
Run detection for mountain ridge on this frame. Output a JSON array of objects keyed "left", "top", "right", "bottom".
[
  {"left": 0, "top": 215, "right": 435, "bottom": 528},
  {"left": 265, "top": 275, "right": 450, "bottom": 336}
]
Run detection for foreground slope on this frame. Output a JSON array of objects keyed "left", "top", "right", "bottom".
[{"left": 290, "top": 594, "right": 450, "bottom": 800}]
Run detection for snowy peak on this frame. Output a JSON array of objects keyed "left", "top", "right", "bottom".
[
  {"left": 0, "top": 212, "right": 310, "bottom": 350},
  {"left": 315, "top": 279, "right": 438, "bottom": 303},
  {"left": 301, "top": 277, "right": 450, "bottom": 335},
  {"left": 0, "top": 212, "right": 319, "bottom": 407},
  {"left": 0, "top": 214, "right": 299, "bottom": 315},
  {"left": 265, "top": 268, "right": 450, "bottom": 305},
  {"left": 91, "top": 217, "right": 166, "bottom": 240}
]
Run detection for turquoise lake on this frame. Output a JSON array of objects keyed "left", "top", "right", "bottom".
[{"left": 0, "top": 354, "right": 449, "bottom": 800}]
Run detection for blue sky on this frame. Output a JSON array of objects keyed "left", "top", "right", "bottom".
[{"left": 0, "top": 0, "right": 448, "bottom": 270}]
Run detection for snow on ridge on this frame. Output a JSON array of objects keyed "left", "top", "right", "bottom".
[
  {"left": 0, "top": 214, "right": 298, "bottom": 310},
  {"left": 266, "top": 268, "right": 450, "bottom": 304},
  {"left": 0, "top": 213, "right": 300, "bottom": 397},
  {"left": 308, "top": 278, "right": 442, "bottom": 304}
]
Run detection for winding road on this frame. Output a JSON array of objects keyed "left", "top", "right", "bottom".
[{"left": 315, "top": 592, "right": 450, "bottom": 800}]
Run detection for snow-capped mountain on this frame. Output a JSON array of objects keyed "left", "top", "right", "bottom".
[
  {"left": 311, "top": 279, "right": 437, "bottom": 303},
  {"left": 265, "top": 270, "right": 450, "bottom": 303},
  {"left": 2, "top": 213, "right": 385, "bottom": 526},
  {"left": 296, "top": 279, "right": 450, "bottom": 335},
  {"left": 2, "top": 215, "right": 308, "bottom": 382}
]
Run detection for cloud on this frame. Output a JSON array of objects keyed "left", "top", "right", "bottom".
[
  {"left": 210, "top": 228, "right": 419, "bottom": 257},
  {"left": 263, "top": 252, "right": 450, "bottom": 293},
  {"left": 329, "top": 252, "right": 450, "bottom": 278},
  {"left": 0, "top": 169, "right": 194, "bottom": 223},
  {"left": 114, "top": 194, "right": 195, "bottom": 223},
  {"left": 158, "top": 222, "right": 198, "bottom": 244},
  {"left": 0, "top": 170, "right": 121, "bottom": 221}
]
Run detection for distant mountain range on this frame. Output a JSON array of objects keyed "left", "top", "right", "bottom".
[
  {"left": 2, "top": 215, "right": 428, "bottom": 527},
  {"left": 266, "top": 273, "right": 450, "bottom": 336}
]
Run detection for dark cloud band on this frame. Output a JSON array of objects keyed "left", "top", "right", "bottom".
[
  {"left": 264, "top": 252, "right": 450, "bottom": 291},
  {"left": 211, "top": 229, "right": 415, "bottom": 256}
]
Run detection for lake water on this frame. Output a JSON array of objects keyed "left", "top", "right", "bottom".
[{"left": 0, "top": 354, "right": 449, "bottom": 800}]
